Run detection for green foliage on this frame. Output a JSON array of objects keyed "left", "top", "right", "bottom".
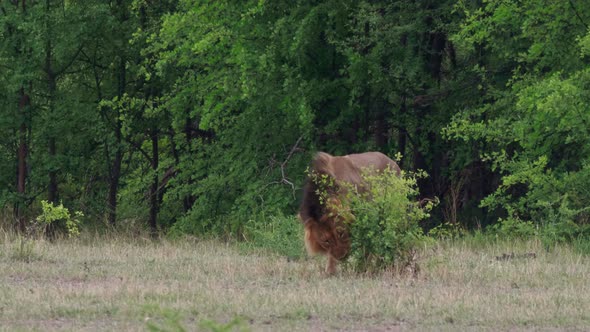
[
  {"left": 446, "top": 0, "right": 590, "bottom": 229},
  {"left": 538, "top": 221, "right": 590, "bottom": 251},
  {"left": 144, "top": 304, "right": 249, "bottom": 332},
  {"left": 572, "top": 237, "right": 590, "bottom": 256},
  {"left": 1, "top": 0, "right": 590, "bottom": 241},
  {"left": 487, "top": 218, "right": 537, "bottom": 240},
  {"left": 35, "top": 201, "right": 83, "bottom": 238},
  {"left": 428, "top": 222, "right": 466, "bottom": 240},
  {"left": 469, "top": 218, "right": 590, "bottom": 253},
  {"left": 199, "top": 318, "right": 249, "bottom": 332},
  {"left": 342, "top": 169, "right": 434, "bottom": 273},
  {"left": 243, "top": 215, "right": 305, "bottom": 260}
]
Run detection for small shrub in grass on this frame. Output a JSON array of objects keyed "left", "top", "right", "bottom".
[
  {"left": 342, "top": 169, "right": 434, "bottom": 274},
  {"left": 572, "top": 237, "right": 590, "bottom": 255},
  {"left": 33, "top": 200, "right": 83, "bottom": 238},
  {"left": 199, "top": 317, "right": 249, "bottom": 332},
  {"left": 539, "top": 221, "right": 590, "bottom": 252},
  {"left": 487, "top": 217, "right": 537, "bottom": 240},
  {"left": 539, "top": 220, "right": 578, "bottom": 247},
  {"left": 144, "top": 304, "right": 248, "bottom": 332},
  {"left": 243, "top": 215, "right": 305, "bottom": 259},
  {"left": 428, "top": 222, "right": 466, "bottom": 240}
]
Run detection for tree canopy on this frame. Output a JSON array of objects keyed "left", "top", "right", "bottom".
[{"left": 1, "top": 0, "right": 589, "bottom": 236}]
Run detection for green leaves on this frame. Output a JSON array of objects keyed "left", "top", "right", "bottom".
[
  {"left": 447, "top": 0, "right": 590, "bottom": 227},
  {"left": 35, "top": 200, "right": 83, "bottom": 238},
  {"left": 341, "top": 169, "right": 433, "bottom": 273},
  {"left": 2, "top": 0, "right": 588, "bottom": 238}
]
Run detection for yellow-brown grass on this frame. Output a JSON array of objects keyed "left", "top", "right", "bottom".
[{"left": 1, "top": 231, "right": 589, "bottom": 331}]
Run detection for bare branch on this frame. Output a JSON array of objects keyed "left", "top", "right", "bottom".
[
  {"left": 278, "top": 136, "right": 303, "bottom": 198},
  {"left": 265, "top": 136, "right": 304, "bottom": 198},
  {"left": 124, "top": 136, "right": 151, "bottom": 162},
  {"left": 55, "top": 44, "right": 85, "bottom": 78}
]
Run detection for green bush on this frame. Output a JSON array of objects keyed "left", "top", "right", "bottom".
[
  {"left": 487, "top": 217, "right": 537, "bottom": 240},
  {"left": 428, "top": 222, "right": 466, "bottom": 240},
  {"left": 572, "top": 237, "right": 590, "bottom": 255},
  {"left": 243, "top": 215, "right": 305, "bottom": 260},
  {"left": 34, "top": 200, "right": 83, "bottom": 238},
  {"left": 340, "top": 169, "right": 434, "bottom": 273},
  {"left": 481, "top": 217, "right": 590, "bottom": 253},
  {"left": 538, "top": 221, "right": 590, "bottom": 251}
]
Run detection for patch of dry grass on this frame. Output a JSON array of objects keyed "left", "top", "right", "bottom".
[{"left": 1, "top": 231, "right": 589, "bottom": 331}]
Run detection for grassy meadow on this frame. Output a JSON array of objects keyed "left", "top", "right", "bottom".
[{"left": 1, "top": 230, "right": 590, "bottom": 331}]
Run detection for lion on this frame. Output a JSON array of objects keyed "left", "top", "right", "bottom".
[{"left": 298, "top": 151, "right": 401, "bottom": 274}]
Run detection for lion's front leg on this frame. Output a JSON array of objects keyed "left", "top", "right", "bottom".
[{"left": 325, "top": 255, "right": 337, "bottom": 275}]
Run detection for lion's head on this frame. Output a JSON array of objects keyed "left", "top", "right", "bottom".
[{"left": 301, "top": 211, "right": 351, "bottom": 260}]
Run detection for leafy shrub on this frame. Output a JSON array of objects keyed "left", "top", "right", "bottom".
[
  {"left": 572, "top": 237, "right": 590, "bottom": 255},
  {"left": 539, "top": 220, "right": 578, "bottom": 246},
  {"left": 243, "top": 214, "right": 305, "bottom": 259},
  {"left": 338, "top": 169, "right": 434, "bottom": 273},
  {"left": 199, "top": 317, "right": 249, "bottom": 332},
  {"left": 33, "top": 200, "right": 83, "bottom": 238},
  {"left": 487, "top": 217, "right": 537, "bottom": 240},
  {"left": 428, "top": 222, "right": 466, "bottom": 240},
  {"left": 538, "top": 221, "right": 590, "bottom": 251},
  {"left": 483, "top": 217, "right": 590, "bottom": 252},
  {"left": 143, "top": 304, "right": 248, "bottom": 332}
]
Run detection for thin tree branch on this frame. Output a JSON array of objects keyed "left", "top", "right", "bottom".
[
  {"left": 124, "top": 136, "right": 151, "bottom": 162},
  {"left": 55, "top": 44, "right": 85, "bottom": 78},
  {"left": 569, "top": 0, "right": 589, "bottom": 29},
  {"left": 265, "top": 136, "right": 303, "bottom": 198},
  {"left": 392, "top": 125, "right": 417, "bottom": 147}
]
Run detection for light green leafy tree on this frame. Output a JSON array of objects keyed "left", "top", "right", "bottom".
[{"left": 446, "top": 0, "right": 590, "bottom": 226}]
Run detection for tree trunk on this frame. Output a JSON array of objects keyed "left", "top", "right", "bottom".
[
  {"left": 107, "top": 131, "right": 122, "bottom": 226},
  {"left": 47, "top": 90, "right": 58, "bottom": 202},
  {"left": 107, "top": 56, "right": 125, "bottom": 226},
  {"left": 424, "top": 28, "right": 447, "bottom": 199},
  {"left": 47, "top": 137, "right": 58, "bottom": 204},
  {"left": 374, "top": 102, "right": 389, "bottom": 151},
  {"left": 413, "top": 124, "right": 434, "bottom": 199},
  {"left": 148, "top": 129, "right": 159, "bottom": 236},
  {"left": 46, "top": 56, "right": 58, "bottom": 203},
  {"left": 397, "top": 97, "right": 407, "bottom": 165},
  {"left": 44, "top": 0, "right": 58, "bottom": 204},
  {"left": 12, "top": 0, "right": 29, "bottom": 233},
  {"left": 16, "top": 87, "right": 29, "bottom": 233},
  {"left": 182, "top": 117, "right": 195, "bottom": 212}
]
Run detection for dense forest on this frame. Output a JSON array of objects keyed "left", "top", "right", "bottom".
[{"left": 1, "top": 0, "right": 589, "bottom": 237}]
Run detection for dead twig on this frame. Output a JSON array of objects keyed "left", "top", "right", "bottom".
[{"left": 265, "top": 136, "right": 304, "bottom": 198}]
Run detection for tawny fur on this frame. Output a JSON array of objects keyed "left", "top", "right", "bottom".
[{"left": 298, "top": 151, "right": 401, "bottom": 274}]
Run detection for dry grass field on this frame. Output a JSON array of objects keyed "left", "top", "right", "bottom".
[{"left": 1, "top": 231, "right": 590, "bottom": 331}]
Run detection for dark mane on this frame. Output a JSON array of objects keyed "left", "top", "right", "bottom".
[
  {"left": 299, "top": 152, "right": 342, "bottom": 224},
  {"left": 299, "top": 177, "right": 322, "bottom": 223}
]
